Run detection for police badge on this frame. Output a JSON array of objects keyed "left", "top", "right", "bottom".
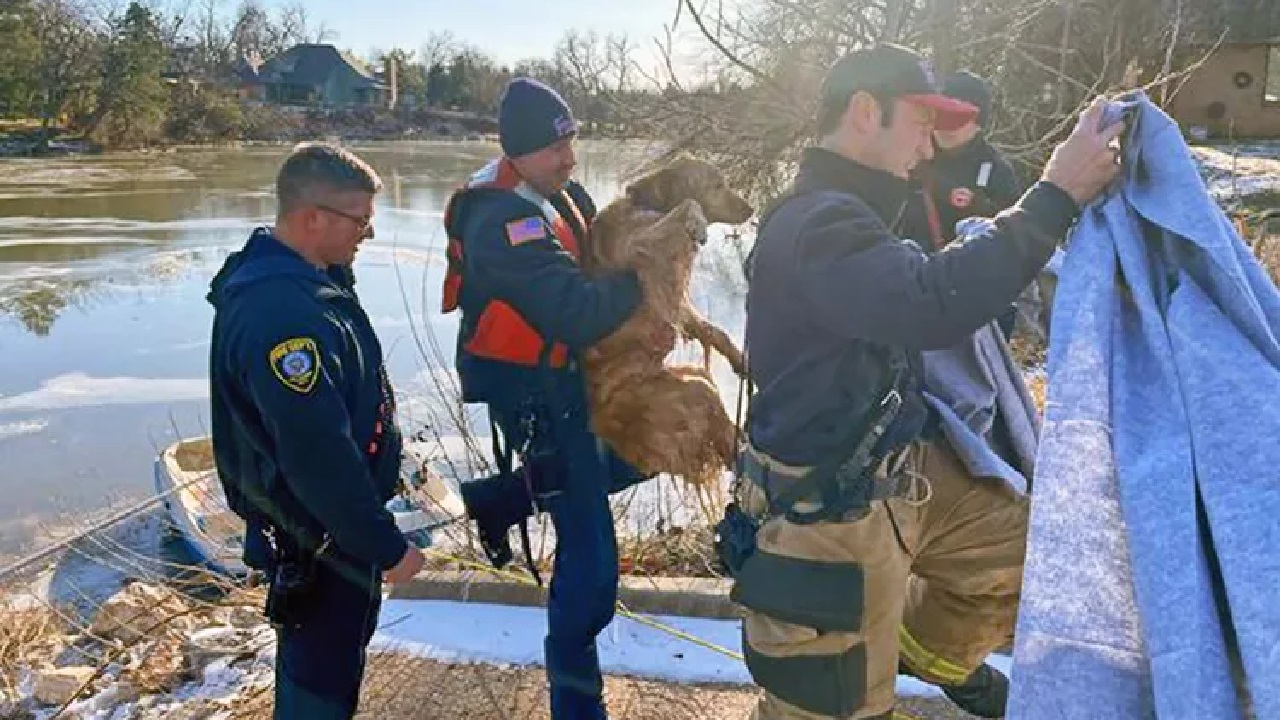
[{"left": 269, "top": 337, "right": 320, "bottom": 393}]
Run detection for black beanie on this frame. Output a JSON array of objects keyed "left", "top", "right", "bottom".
[
  {"left": 942, "top": 70, "right": 993, "bottom": 127},
  {"left": 498, "top": 77, "right": 579, "bottom": 158}
]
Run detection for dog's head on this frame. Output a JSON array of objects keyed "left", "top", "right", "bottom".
[{"left": 625, "top": 154, "right": 754, "bottom": 228}]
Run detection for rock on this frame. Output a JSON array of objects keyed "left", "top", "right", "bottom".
[
  {"left": 90, "top": 583, "right": 191, "bottom": 644},
  {"left": 127, "top": 630, "right": 189, "bottom": 693},
  {"left": 163, "top": 699, "right": 222, "bottom": 720},
  {"left": 32, "top": 666, "right": 97, "bottom": 706},
  {"left": 222, "top": 606, "right": 262, "bottom": 630},
  {"left": 113, "top": 680, "right": 142, "bottom": 705},
  {"left": 183, "top": 627, "right": 258, "bottom": 676}
]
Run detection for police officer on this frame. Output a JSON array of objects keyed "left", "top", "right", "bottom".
[
  {"left": 901, "top": 70, "right": 1026, "bottom": 337},
  {"left": 440, "top": 77, "right": 670, "bottom": 719},
  {"left": 208, "top": 142, "right": 425, "bottom": 719},
  {"left": 733, "top": 44, "right": 1123, "bottom": 719}
]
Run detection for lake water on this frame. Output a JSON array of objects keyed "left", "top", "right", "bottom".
[{"left": 0, "top": 140, "right": 752, "bottom": 558}]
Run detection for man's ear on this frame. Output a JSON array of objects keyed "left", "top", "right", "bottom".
[{"left": 845, "top": 91, "right": 883, "bottom": 133}]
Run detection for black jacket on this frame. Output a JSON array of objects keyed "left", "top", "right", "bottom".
[
  {"left": 744, "top": 147, "right": 1077, "bottom": 466},
  {"left": 207, "top": 229, "right": 406, "bottom": 571},
  {"left": 901, "top": 136, "right": 1021, "bottom": 251}
]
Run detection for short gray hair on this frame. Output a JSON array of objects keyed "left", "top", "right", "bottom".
[{"left": 275, "top": 142, "right": 382, "bottom": 216}]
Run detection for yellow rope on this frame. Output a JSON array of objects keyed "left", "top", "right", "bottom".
[{"left": 422, "top": 548, "right": 745, "bottom": 662}]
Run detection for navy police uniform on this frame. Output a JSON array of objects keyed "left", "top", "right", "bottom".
[
  {"left": 444, "top": 77, "right": 651, "bottom": 720},
  {"left": 208, "top": 228, "right": 404, "bottom": 719}
]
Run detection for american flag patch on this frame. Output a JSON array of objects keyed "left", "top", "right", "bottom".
[{"left": 505, "top": 217, "right": 546, "bottom": 246}]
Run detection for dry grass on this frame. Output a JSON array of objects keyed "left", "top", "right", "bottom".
[
  {"left": 420, "top": 526, "right": 722, "bottom": 580},
  {"left": 0, "top": 604, "right": 62, "bottom": 697},
  {"left": 616, "top": 525, "right": 720, "bottom": 578},
  {"left": 224, "top": 654, "right": 978, "bottom": 720},
  {"left": 0, "top": 522, "right": 270, "bottom": 716},
  {"left": 1254, "top": 234, "right": 1280, "bottom": 286}
]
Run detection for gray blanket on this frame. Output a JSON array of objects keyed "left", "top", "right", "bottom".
[
  {"left": 1007, "top": 93, "right": 1280, "bottom": 719},
  {"left": 921, "top": 320, "right": 1040, "bottom": 494}
]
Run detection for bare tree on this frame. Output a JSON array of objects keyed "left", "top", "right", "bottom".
[
  {"left": 420, "top": 29, "right": 458, "bottom": 72},
  {"left": 276, "top": 1, "right": 334, "bottom": 46},
  {"left": 626, "top": 0, "right": 1236, "bottom": 206}
]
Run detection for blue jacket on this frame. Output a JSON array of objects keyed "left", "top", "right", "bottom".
[
  {"left": 449, "top": 179, "right": 641, "bottom": 407},
  {"left": 207, "top": 229, "right": 406, "bottom": 571},
  {"left": 744, "top": 147, "right": 1079, "bottom": 466},
  {"left": 1010, "top": 94, "right": 1280, "bottom": 720}
]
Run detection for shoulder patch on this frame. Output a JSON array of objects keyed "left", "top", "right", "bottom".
[
  {"left": 505, "top": 216, "right": 547, "bottom": 246},
  {"left": 269, "top": 337, "right": 320, "bottom": 394}
]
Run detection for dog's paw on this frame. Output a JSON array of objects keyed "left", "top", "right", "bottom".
[{"left": 682, "top": 201, "right": 708, "bottom": 245}]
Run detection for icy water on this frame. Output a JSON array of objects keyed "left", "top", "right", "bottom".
[{"left": 0, "top": 140, "right": 751, "bottom": 557}]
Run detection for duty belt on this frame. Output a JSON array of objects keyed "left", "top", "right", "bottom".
[{"left": 738, "top": 441, "right": 920, "bottom": 519}]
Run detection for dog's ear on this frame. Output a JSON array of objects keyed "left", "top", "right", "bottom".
[{"left": 627, "top": 166, "right": 682, "bottom": 212}]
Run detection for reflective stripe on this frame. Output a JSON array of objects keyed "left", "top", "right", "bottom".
[
  {"left": 897, "top": 624, "right": 972, "bottom": 685},
  {"left": 976, "top": 161, "right": 993, "bottom": 188}
]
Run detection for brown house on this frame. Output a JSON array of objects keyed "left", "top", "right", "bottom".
[{"left": 1168, "top": 41, "right": 1280, "bottom": 139}]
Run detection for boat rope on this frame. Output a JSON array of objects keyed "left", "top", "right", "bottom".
[
  {"left": 1, "top": 466, "right": 745, "bottom": 665},
  {"left": 0, "top": 468, "right": 204, "bottom": 584}
]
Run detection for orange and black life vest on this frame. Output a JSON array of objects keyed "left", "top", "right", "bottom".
[{"left": 440, "top": 157, "right": 590, "bottom": 368}]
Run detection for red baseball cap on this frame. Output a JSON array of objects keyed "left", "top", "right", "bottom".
[{"left": 820, "top": 44, "right": 980, "bottom": 131}]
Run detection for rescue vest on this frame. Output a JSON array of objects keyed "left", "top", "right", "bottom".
[{"left": 441, "top": 157, "right": 590, "bottom": 368}]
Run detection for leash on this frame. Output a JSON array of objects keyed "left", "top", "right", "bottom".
[{"left": 487, "top": 411, "right": 544, "bottom": 588}]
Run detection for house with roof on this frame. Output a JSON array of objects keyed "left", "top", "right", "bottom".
[{"left": 246, "top": 44, "right": 388, "bottom": 108}]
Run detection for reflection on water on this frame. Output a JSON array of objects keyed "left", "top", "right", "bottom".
[{"left": 0, "top": 139, "right": 749, "bottom": 554}]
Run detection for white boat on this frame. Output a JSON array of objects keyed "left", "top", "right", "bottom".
[{"left": 153, "top": 436, "right": 466, "bottom": 578}]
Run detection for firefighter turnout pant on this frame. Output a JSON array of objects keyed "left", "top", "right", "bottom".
[{"left": 734, "top": 439, "right": 1028, "bottom": 719}]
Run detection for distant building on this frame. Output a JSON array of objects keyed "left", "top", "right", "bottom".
[
  {"left": 248, "top": 44, "right": 388, "bottom": 108},
  {"left": 1168, "top": 40, "right": 1280, "bottom": 139}
]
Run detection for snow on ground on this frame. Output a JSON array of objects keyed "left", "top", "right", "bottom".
[
  {"left": 11, "top": 594, "right": 1016, "bottom": 719},
  {"left": 370, "top": 597, "right": 1013, "bottom": 700},
  {"left": 1189, "top": 143, "right": 1280, "bottom": 208}
]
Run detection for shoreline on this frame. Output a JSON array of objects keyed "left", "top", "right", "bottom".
[{"left": 0, "top": 129, "right": 659, "bottom": 160}]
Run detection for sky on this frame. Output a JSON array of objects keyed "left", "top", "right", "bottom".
[{"left": 260, "top": 0, "right": 722, "bottom": 82}]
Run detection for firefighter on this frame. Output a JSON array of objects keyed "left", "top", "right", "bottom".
[{"left": 731, "top": 44, "right": 1124, "bottom": 719}]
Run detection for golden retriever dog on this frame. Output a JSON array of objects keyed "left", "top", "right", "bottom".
[{"left": 581, "top": 154, "right": 753, "bottom": 488}]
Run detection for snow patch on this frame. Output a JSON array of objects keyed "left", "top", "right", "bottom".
[
  {"left": 0, "top": 418, "right": 49, "bottom": 439},
  {"left": 0, "top": 373, "right": 207, "bottom": 414},
  {"left": 371, "top": 598, "right": 1012, "bottom": 698}
]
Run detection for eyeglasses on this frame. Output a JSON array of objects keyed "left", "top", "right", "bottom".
[{"left": 315, "top": 204, "right": 374, "bottom": 236}]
